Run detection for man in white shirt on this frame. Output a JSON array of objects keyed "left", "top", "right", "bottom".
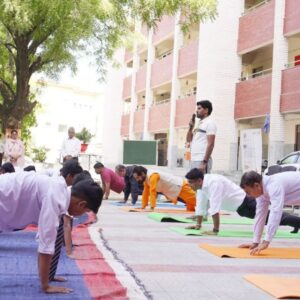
[
  {"left": 185, "top": 168, "right": 247, "bottom": 234},
  {"left": 185, "top": 169, "right": 300, "bottom": 235},
  {"left": 186, "top": 100, "right": 217, "bottom": 173},
  {"left": 60, "top": 127, "right": 81, "bottom": 162},
  {"left": 0, "top": 171, "right": 103, "bottom": 294},
  {"left": 239, "top": 171, "right": 300, "bottom": 255}
]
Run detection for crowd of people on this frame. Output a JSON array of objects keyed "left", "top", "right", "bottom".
[{"left": 1, "top": 100, "right": 300, "bottom": 294}]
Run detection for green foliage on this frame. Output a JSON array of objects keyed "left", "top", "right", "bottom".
[
  {"left": 31, "top": 146, "right": 48, "bottom": 163},
  {"left": 76, "top": 127, "right": 93, "bottom": 144},
  {"left": 0, "top": 0, "right": 217, "bottom": 130}
]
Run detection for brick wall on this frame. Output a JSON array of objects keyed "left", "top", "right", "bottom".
[
  {"left": 148, "top": 103, "right": 170, "bottom": 132},
  {"left": 121, "top": 114, "right": 130, "bottom": 136},
  {"left": 135, "top": 64, "right": 147, "bottom": 93},
  {"left": 280, "top": 66, "right": 300, "bottom": 112},
  {"left": 237, "top": 0, "right": 275, "bottom": 53},
  {"left": 150, "top": 54, "right": 173, "bottom": 88},
  {"left": 235, "top": 74, "right": 272, "bottom": 118},
  {"left": 133, "top": 110, "right": 145, "bottom": 133},
  {"left": 284, "top": 0, "right": 300, "bottom": 35},
  {"left": 177, "top": 40, "right": 198, "bottom": 77},
  {"left": 122, "top": 76, "right": 132, "bottom": 99},
  {"left": 175, "top": 95, "right": 196, "bottom": 127}
]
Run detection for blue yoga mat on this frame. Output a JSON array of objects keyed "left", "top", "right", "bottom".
[{"left": 0, "top": 230, "right": 92, "bottom": 299}]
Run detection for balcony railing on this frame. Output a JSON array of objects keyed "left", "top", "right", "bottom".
[
  {"left": 285, "top": 59, "right": 300, "bottom": 69},
  {"left": 239, "top": 68, "right": 272, "bottom": 81},
  {"left": 157, "top": 49, "right": 173, "bottom": 61},
  {"left": 153, "top": 98, "right": 171, "bottom": 105},
  {"left": 243, "top": 0, "right": 270, "bottom": 15}
]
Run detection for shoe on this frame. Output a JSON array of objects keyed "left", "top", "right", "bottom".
[{"left": 290, "top": 227, "right": 299, "bottom": 234}]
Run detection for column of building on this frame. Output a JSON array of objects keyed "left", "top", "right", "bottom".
[
  {"left": 167, "top": 12, "right": 183, "bottom": 168},
  {"left": 268, "top": 0, "right": 288, "bottom": 165}
]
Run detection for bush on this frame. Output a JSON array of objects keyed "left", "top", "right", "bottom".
[
  {"left": 75, "top": 127, "right": 93, "bottom": 144},
  {"left": 31, "top": 147, "right": 48, "bottom": 163}
]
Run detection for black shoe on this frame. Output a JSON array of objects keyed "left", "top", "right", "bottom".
[{"left": 290, "top": 227, "right": 299, "bottom": 234}]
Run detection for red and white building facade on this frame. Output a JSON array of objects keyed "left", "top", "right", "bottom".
[{"left": 102, "top": 0, "right": 300, "bottom": 171}]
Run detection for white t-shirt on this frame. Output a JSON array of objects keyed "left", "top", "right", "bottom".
[
  {"left": 61, "top": 137, "right": 81, "bottom": 158},
  {"left": 195, "top": 174, "right": 245, "bottom": 216},
  {"left": 191, "top": 116, "right": 217, "bottom": 161}
]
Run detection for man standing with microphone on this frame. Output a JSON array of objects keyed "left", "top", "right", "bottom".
[{"left": 186, "top": 100, "right": 217, "bottom": 173}]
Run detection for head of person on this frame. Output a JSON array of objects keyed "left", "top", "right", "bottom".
[
  {"left": 0, "top": 162, "right": 15, "bottom": 174},
  {"left": 73, "top": 170, "right": 92, "bottom": 185},
  {"left": 94, "top": 162, "right": 104, "bottom": 175},
  {"left": 69, "top": 179, "right": 103, "bottom": 216},
  {"left": 24, "top": 165, "right": 36, "bottom": 172},
  {"left": 115, "top": 164, "right": 126, "bottom": 177},
  {"left": 132, "top": 166, "right": 148, "bottom": 183},
  {"left": 60, "top": 159, "right": 83, "bottom": 186},
  {"left": 185, "top": 168, "right": 204, "bottom": 191},
  {"left": 240, "top": 171, "right": 263, "bottom": 198},
  {"left": 196, "top": 100, "right": 213, "bottom": 120},
  {"left": 10, "top": 129, "right": 18, "bottom": 140},
  {"left": 68, "top": 127, "right": 76, "bottom": 139}
]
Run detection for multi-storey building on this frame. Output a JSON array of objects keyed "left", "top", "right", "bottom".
[{"left": 103, "top": 0, "right": 300, "bottom": 171}]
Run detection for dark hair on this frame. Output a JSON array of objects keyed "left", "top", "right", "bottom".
[
  {"left": 71, "top": 179, "right": 103, "bottom": 214},
  {"left": 24, "top": 165, "right": 36, "bottom": 172},
  {"left": 185, "top": 168, "right": 204, "bottom": 181},
  {"left": 94, "top": 162, "right": 104, "bottom": 169},
  {"left": 73, "top": 171, "right": 92, "bottom": 185},
  {"left": 115, "top": 164, "right": 126, "bottom": 172},
  {"left": 132, "top": 166, "right": 147, "bottom": 176},
  {"left": 60, "top": 159, "right": 83, "bottom": 178},
  {"left": 11, "top": 129, "right": 18, "bottom": 135},
  {"left": 240, "top": 171, "right": 262, "bottom": 188},
  {"left": 197, "top": 100, "right": 213, "bottom": 115},
  {"left": 0, "top": 162, "right": 15, "bottom": 173}
]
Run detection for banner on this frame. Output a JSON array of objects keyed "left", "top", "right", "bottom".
[{"left": 240, "top": 129, "right": 262, "bottom": 173}]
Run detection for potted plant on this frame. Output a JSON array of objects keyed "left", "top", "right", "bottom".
[{"left": 75, "top": 127, "right": 93, "bottom": 153}]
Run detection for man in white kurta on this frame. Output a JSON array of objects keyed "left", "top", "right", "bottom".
[
  {"left": 60, "top": 127, "right": 81, "bottom": 162},
  {"left": 240, "top": 171, "right": 300, "bottom": 254},
  {"left": 185, "top": 169, "right": 246, "bottom": 233},
  {"left": 0, "top": 171, "right": 102, "bottom": 294}
]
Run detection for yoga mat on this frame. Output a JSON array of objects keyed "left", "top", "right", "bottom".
[
  {"left": 0, "top": 213, "right": 127, "bottom": 299},
  {"left": 148, "top": 213, "right": 253, "bottom": 225},
  {"left": 244, "top": 274, "right": 300, "bottom": 299},
  {"left": 122, "top": 207, "right": 193, "bottom": 214},
  {"left": 200, "top": 243, "right": 300, "bottom": 259},
  {"left": 170, "top": 227, "right": 300, "bottom": 238},
  {"left": 110, "top": 201, "right": 185, "bottom": 208}
]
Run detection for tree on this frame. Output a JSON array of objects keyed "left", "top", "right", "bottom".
[{"left": 0, "top": 0, "right": 217, "bottom": 131}]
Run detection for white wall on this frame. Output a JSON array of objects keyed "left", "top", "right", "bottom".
[
  {"left": 101, "top": 50, "right": 125, "bottom": 165},
  {"left": 197, "top": 0, "right": 243, "bottom": 171}
]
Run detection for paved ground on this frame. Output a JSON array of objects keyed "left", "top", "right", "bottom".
[{"left": 92, "top": 199, "right": 300, "bottom": 300}]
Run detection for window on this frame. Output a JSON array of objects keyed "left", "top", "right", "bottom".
[
  {"left": 58, "top": 124, "right": 67, "bottom": 132},
  {"left": 281, "top": 154, "right": 297, "bottom": 165}
]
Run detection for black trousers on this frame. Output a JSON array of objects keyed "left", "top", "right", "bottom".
[
  {"left": 237, "top": 196, "right": 300, "bottom": 228},
  {"left": 124, "top": 177, "right": 143, "bottom": 204}
]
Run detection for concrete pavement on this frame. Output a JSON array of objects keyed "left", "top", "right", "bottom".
[{"left": 89, "top": 199, "right": 300, "bottom": 300}]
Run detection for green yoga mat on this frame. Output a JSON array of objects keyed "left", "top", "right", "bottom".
[
  {"left": 170, "top": 227, "right": 300, "bottom": 238},
  {"left": 148, "top": 212, "right": 254, "bottom": 225}
]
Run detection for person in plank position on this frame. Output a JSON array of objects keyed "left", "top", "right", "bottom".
[
  {"left": 0, "top": 171, "right": 103, "bottom": 294},
  {"left": 132, "top": 166, "right": 196, "bottom": 211},
  {"left": 185, "top": 168, "right": 300, "bottom": 235}
]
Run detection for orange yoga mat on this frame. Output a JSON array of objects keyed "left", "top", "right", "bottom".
[
  {"left": 122, "top": 207, "right": 193, "bottom": 214},
  {"left": 244, "top": 274, "right": 300, "bottom": 299},
  {"left": 200, "top": 243, "right": 300, "bottom": 259}
]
